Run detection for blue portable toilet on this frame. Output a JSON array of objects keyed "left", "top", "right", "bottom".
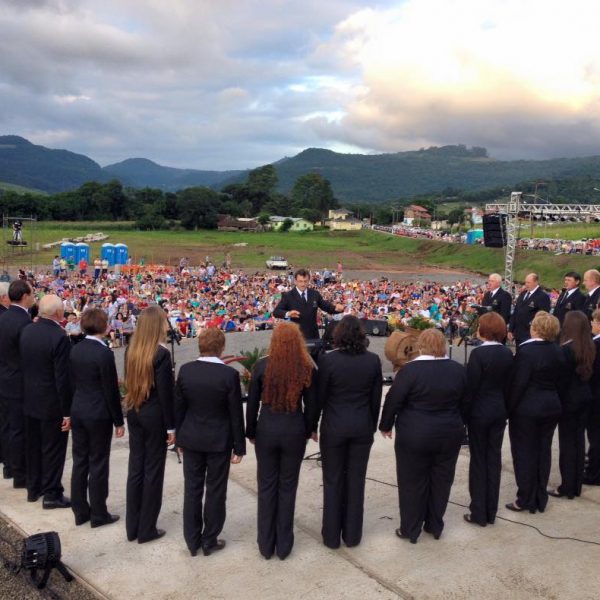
[
  {"left": 114, "top": 243, "right": 129, "bottom": 265},
  {"left": 60, "top": 242, "right": 76, "bottom": 261},
  {"left": 75, "top": 243, "right": 90, "bottom": 264},
  {"left": 101, "top": 243, "right": 116, "bottom": 266},
  {"left": 466, "top": 229, "right": 484, "bottom": 245}
]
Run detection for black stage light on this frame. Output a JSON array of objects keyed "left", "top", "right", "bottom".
[{"left": 21, "top": 532, "right": 73, "bottom": 589}]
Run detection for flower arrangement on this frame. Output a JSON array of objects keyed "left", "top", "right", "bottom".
[
  {"left": 223, "top": 347, "right": 268, "bottom": 391},
  {"left": 406, "top": 314, "right": 436, "bottom": 331}
]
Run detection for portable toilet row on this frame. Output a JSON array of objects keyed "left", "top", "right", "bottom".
[
  {"left": 60, "top": 242, "right": 90, "bottom": 263},
  {"left": 466, "top": 229, "right": 484, "bottom": 245},
  {"left": 101, "top": 243, "right": 129, "bottom": 266}
]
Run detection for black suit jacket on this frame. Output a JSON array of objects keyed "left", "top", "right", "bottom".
[
  {"left": 379, "top": 359, "right": 468, "bottom": 431},
  {"left": 133, "top": 346, "right": 175, "bottom": 431},
  {"left": 508, "top": 340, "right": 564, "bottom": 418},
  {"left": 590, "top": 337, "right": 600, "bottom": 403},
  {"left": 175, "top": 359, "right": 246, "bottom": 456},
  {"left": 466, "top": 344, "right": 513, "bottom": 421},
  {"left": 273, "top": 287, "right": 338, "bottom": 339},
  {"left": 558, "top": 343, "right": 593, "bottom": 414},
  {"left": 246, "top": 356, "right": 317, "bottom": 439},
  {"left": 482, "top": 288, "right": 512, "bottom": 324},
  {"left": 314, "top": 349, "right": 383, "bottom": 436},
  {"left": 509, "top": 288, "right": 551, "bottom": 343},
  {"left": 0, "top": 305, "right": 31, "bottom": 400},
  {"left": 70, "top": 338, "right": 124, "bottom": 426},
  {"left": 20, "top": 318, "right": 72, "bottom": 420},
  {"left": 583, "top": 288, "right": 600, "bottom": 321},
  {"left": 553, "top": 288, "right": 585, "bottom": 325},
  {"left": 0, "top": 305, "right": 6, "bottom": 314}
]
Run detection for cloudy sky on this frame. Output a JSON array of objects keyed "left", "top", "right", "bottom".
[{"left": 1, "top": 0, "right": 599, "bottom": 169}]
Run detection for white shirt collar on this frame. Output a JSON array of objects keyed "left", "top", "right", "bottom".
[
  {"left": 412, "top": 354, "right": 449, "bottom": 361},
  {"left": 565, "top": 288, "right": 577, "bottom": 297},
  {"left": 481, "top": 341, "right": 502, "bottom": 346},
  {"left": 85, "top": 335, "right": 107, "bottom": 346},
  {"left": 196, "top": 356, "right": 225, "bottom": 364},
  {"left": 593, "top": 334, "right": 600, "bottom": 341},
  {"left": 296, "top": 287, "right": 307, "bottom": 297},
  {"left": 525, "top": 286, "right": 539, "bottom": 297},
  {"left": 520, "top": 337, "right": 544, "bottom": 346},
  {"left": 589, "top": 286, "right": 600, "bottom": 297},
  {"left": 11, "top": 303, "right": 30, "bottom": 313},
  {"left": 489, "top": 288, "right": 499, "bottom": 296}
]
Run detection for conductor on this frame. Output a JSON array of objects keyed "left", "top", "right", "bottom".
[{"left": 273, "top": 268, "right": 344, "bottom": 340}]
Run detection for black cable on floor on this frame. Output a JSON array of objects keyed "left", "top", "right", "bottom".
[{"left": 364, "top": 475, "right": 600, "bottom": 547}]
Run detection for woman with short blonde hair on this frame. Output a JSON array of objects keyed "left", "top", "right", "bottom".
[{"left": 125, "top": 305, "right": 175, "bottom": 544}]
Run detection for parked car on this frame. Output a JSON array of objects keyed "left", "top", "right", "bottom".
[{"left": 266, "top": 256, "right": 288, "bottom": 269}]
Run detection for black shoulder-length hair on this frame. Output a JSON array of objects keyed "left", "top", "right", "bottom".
[{"left": 333, "top": 315, "right": 369, "bottom": 355}]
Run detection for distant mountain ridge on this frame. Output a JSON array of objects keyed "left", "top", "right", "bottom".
[{"left": 3, "top": 135, "right": 600, "bottom": 201}]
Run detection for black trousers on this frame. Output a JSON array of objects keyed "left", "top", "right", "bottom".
[
  {"left": 557, "top": 406, "right": 588, "bottom": 497},
  {"left": 585, "top": 399, "right": 600, "bottom": 482},
  {"left": 6, "top": 397, "right": 26, "bottom": 484},
  {"left": 70, "top": 418, "right": 113, "bottom": 522},
  {"left": 394, "top": 411, "right": 463, "bottom": 541},
  {"left": 509, "top": 415, "right": 557, "bottom": 511},
  {"left": 320, "top": 431, "right": 373, "bottom": 548},
  {"left": 183, "top": 449, "right": 231, "bottom": 553},
  {"left": 468, "top": 417, "right": 506, "bottom": 524},
  {"left": 255, "top": 411, "right": 306, "bottom": 559},
  {"left": 126, "top": 410, "right": 167, "bottom": 542},
  {"left": 0, "top": 396, "right": 9, "bottom": 473},
  {"left": 25, "top": 416, "right": 68, "bottom": 500}
]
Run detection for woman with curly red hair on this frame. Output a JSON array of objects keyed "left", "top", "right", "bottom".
[{"left": 246, "top": 322, "right": 317, "bottom": 560}]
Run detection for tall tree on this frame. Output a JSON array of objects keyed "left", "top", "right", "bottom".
[
  {"left": 291, "top": 173, "right": 337, "bottom": 223},
  {"left": 176, "top": 187, "right": 221, "bottom": 230}
]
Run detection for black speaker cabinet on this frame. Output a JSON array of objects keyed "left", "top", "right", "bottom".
[{"left": 483, "top": 214, "right": 508, "bottom": 248}]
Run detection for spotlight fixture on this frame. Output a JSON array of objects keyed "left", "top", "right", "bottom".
[{"left": 21, "top": 532, "right": 73, "bottom": 589}]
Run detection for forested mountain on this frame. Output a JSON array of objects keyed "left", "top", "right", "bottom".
[
  {"left": 103, "top": 158, "right": 243, "bottom": 190},
  {"left": 0, "top": 135, "right": 106, "bottom": 193},
  {"left": 3, "top": 135, "right": 600, "bottom": 202}
]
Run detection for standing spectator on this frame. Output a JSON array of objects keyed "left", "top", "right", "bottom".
[
  {"left": 506, "top": 312, "right": 563, "bottom": 513},
  {"left": 314, "top": 316, "right": 382, "bottom": 548},
  {"left": 175, "top": 328, "right": 245, "bottom": 556},
  {"left": 93, "top": 258, "right": 101, "bottom": 281},
  {"left": 246, "top": 323, "right": 317, "bottom": 560},
  {"left": 124, "top": 305, "right": 175, "bottom": 544},
  {"left": 379, "top": 329, "right": 467, "bottom": 544},
  {"left": 70, "top": 308, "right": 124, "bottom": 527},
  {"left": 52, "top": 256, "right": 61, "bottom": 278},
  {"left": 553, "top": 272, "right": 585, "bottom": 325},
  {"left": 20, "top": 294, "right": 72, "bottom": 508},
  {"left": 78, "top": 257, "right": 88, "bottom": 277}
]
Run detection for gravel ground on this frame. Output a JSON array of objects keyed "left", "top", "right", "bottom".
[{"left": 0, "top": 516, "right": 101, "bottom": 600}]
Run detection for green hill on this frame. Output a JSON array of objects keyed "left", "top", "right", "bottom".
[
  {"left": 102, "top": 157, "right": 243, "bottom": 191},
  {"left": 0, "top": 135, "right": 106, "bottom": 193},
  {"left": 0, "top": 180, "right": 47, "bottom": 195}
]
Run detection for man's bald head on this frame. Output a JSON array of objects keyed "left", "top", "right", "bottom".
[{"left": 38, "top": 294, "right": 64, "bottom": 321}]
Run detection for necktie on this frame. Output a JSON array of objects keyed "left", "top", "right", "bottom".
[
  {"left": 302, "top": 291, "right": 307, "bottom": 303},
  {"left": 524, "top": 292, "right": 530, "bottom": 302}
]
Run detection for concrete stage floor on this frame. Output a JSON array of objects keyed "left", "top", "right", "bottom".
[{"left": 1, "top": 394, "right": 600, "bottom": 600}]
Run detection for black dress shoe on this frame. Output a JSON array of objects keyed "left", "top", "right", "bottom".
[
  {"left": 91, "top": 514, "right": 120, "bottom": 528},
  {"left": 43, "top": 496, "right": 71, "bottom": 509},
  {"left": 74, "top": 515, "right": 90, "bottom": 526},
  {"left": 548, "top": 489, "right": 574, "bottom": 499},
  {"left": 27, "top": 492, "right": 41, "bottom": 503},
  {"left": 138, "top": 529, "right": 166, "bottom": 544},
  {"left": 202, "top": 539, "right": 226, "bottom": 556},
  {"left": 423, "top": 525, "right": 441, "bottom": 539},
  {"left": 395, "top": 528, "right": 417, "bottom": 544},
  {"left": 505, "top": 501, "right": 535, "bottom": 513},
  {"left": 463, "top": 514, "right": 486, "bottom": 527}
]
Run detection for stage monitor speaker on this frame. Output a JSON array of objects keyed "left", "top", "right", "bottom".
[
  {"left": 364, "top": 319, "right": 388, "bottom": 337},
  {"left": 483, "top": 214, "right": 507, "bottom": 248}
]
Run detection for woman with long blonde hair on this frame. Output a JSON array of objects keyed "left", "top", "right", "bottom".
[
  {"left": 246, "top": 322, "right": 316, "bottom": 560},
  {"left": 124, "top": 305, "right": 175, "bottom": 544}
]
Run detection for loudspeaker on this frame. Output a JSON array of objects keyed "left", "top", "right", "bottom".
[
  {"left": 364, "top": 319, "right": 389, "bottom": 337},
  {"left": 483, "top": 214, "right": 507, "bottom": 248}
]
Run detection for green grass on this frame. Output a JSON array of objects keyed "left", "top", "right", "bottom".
[
  {"left": 0, "top": 180, "right": 48, "bottom": 195},
  {"left": 2, "top": 223, "right": 599, "bottom": 289},
  {"left": 526, "top": 221, "right": 600, "bottom": 241}
]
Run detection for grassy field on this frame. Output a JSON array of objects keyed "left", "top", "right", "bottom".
[
  {"left": 0, "top": 180, "right": 47, "bottom": 194},
  {"left": 526, "top": 221, "right": 600, "bottom": 240},
  {"left": 2, "top": 223, "right": 600, "bottom": 289}
]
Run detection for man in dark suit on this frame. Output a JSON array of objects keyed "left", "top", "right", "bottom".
[
  {"left": 273, "top": 268, "right": 344, "bottom": 340},
  {"left": 583, "top": 269, "right": 600, "bottom": 321},
  {"left": 508, "top": 273, "right": 551, "bottom": 347},
  {"left": 20, "top": 294, "right": 72, "bottom": 508},
  {"left": 175, "top": 328, "right": 245, "bottom": 556},
  {"left": 553, "top": 271, "right": 585, "bottom": 325},
  {"left": 0, "top": 280, "right": 34, "bottom": 487},
  {"left": 481, "top": 273, "right": 512, "bottom": 324}
]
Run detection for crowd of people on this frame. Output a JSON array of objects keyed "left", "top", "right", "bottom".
[{"left": 1, "top": 264, "right": 600, "bottom": 560}]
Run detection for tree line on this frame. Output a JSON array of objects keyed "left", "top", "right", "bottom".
[{"left": 0, "top": 165, "right": 339, "bottom": 231}]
